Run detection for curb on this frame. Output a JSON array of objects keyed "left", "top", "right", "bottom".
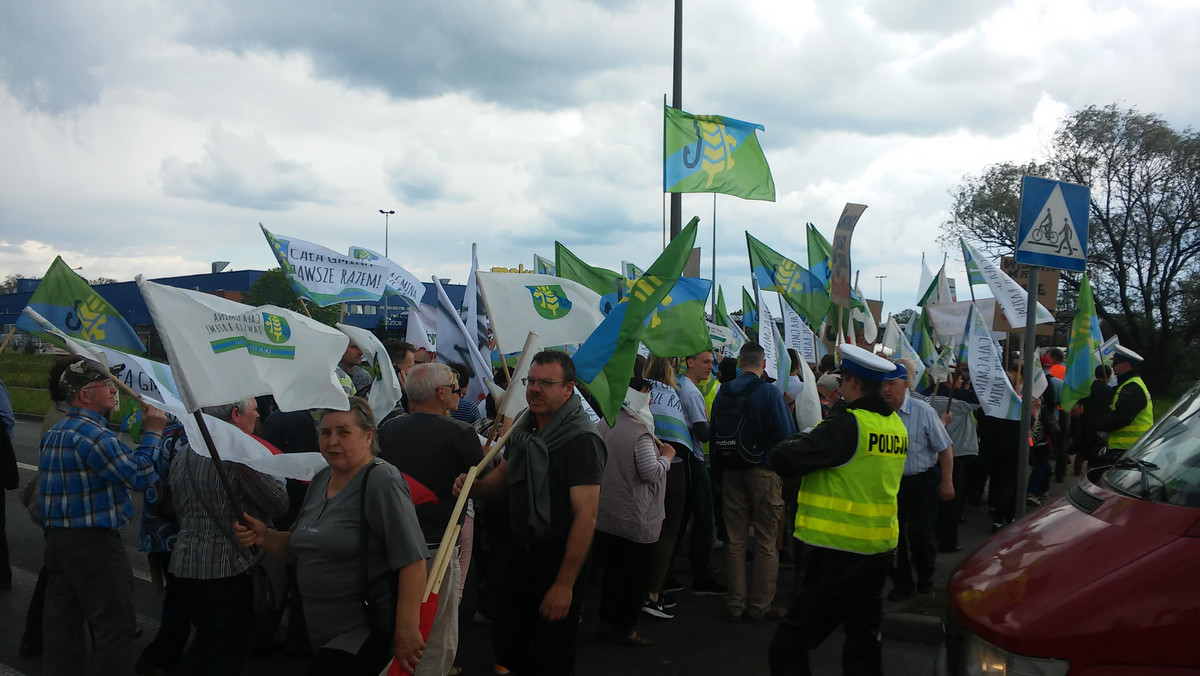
[{"left": 882, "top": 611, "right": 943, "bottom": 645}]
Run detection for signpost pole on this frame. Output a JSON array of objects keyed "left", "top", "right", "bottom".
[{"left": 1016, "top": 265, "right": 1040, "bottom": 519}]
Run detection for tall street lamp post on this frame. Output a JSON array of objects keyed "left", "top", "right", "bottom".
[{"left": 875, "top": 274, "right": 887, "bottom": 302}]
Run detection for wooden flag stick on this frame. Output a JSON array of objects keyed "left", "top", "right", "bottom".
[
  {"left": 423, "top": 412, "right": 527, "bottom": 601},
  {"left": 423, "top": 465, "right": 476, "bottom": 600},
  {"left": 0, "top": 325, "right": 17, "bottom": 355},
  {"left": 474, "top": 410, "right": 525, "bottom": 473}
]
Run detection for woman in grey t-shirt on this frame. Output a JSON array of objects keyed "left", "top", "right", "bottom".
[{"left": 236, "top": 397, "right": 429, "bottom": 675}]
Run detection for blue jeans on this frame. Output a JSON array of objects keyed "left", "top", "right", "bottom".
[{"left": 1028, "top": 443, "right": 1052, "bottom": 497}]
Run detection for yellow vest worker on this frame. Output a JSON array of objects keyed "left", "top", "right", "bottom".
[
  {"left": 1100, "top": 346, "right": 1153, "bottom": 455},
  {"left": 767, "top": 344, "right": 906, "bottom": 676}
]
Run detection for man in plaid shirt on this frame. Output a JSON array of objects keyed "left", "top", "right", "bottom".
[{"left": 39, "top": 358, "right": 168, "bottom": 676}]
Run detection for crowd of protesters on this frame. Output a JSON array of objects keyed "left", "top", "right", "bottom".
[{"left": 0, "top": 332, "right": 1153, "bottom": 675}]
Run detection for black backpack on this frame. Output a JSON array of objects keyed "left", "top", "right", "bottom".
[{"left": 710, "top": 377, "right": 767, "bottom": 469}]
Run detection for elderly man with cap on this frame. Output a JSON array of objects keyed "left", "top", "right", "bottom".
[
  {"left": 38, "top": 358, "right": 169, "bottom": 675},
  {"left": 1095, "top": 345, "right": 1153, "bottom": 468},
  {"left": 880, "top": 358, "right": 953, "bottom": 602},
  {"left": 767, "top": 344, "right": 908, "bottom": 675}
]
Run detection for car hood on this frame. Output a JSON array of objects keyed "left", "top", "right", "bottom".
[{"left": 949, "top": 478, "right": 1200, "bottom": 650}]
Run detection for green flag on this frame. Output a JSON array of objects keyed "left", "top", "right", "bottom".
[
  {"left": 1061, "top": 273, "right": 1100, "bottom": 412},
  {"left": 554, "top": 242, "right": 624, "bottom": 296},
  {"left": 15, "top": 256, "right": 145, "bottom": 354},
  {"left": 639, "top": 276, "right": 713, "bottom": 358},
  {"left": 664, "top": 105, "right": 775, "bottom": 201},
  {"left": 574, "top": 218, "right": 700, "bottom": 424},
  {"left": 746, "top": 232, "right": 832, "bottom": 324},
  {"left": 806, "top": 223, "right": 834, "bottom": 289},
  {"left": 742, "top": 287, "right": 758, "bottom": 334}
]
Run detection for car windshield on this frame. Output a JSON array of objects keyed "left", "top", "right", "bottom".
[{"left": 1104, "top": 383, "right": 1200, "bottom": 507}]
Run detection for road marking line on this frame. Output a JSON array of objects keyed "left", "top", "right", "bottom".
[{"left": 17, "top": 462, "right": 37, "bottom": 472}]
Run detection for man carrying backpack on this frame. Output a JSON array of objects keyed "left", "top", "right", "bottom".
[{"left": 709, "top": 343, "right": 796, "bottom": 622}]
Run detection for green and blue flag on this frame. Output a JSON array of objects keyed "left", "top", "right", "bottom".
[
  {"left": 664, "top": 105, "right": 775, "bottom": 202},
  {"left": 555, "top": 242, "right": 624, "bottom": 297},
  {"left": 1061, "top": 273, "right": 1100, "bottom": 412},
  {"left": 746, "top": 232, "right": 831, "bottom": 324},
  {"left": 16, "top": 256, "right": 145, "bottom": 354},
  {"left": 574, "top": 218, "right": 699, "bottom": 425}
]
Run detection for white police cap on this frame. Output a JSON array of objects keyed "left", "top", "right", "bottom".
[
  {"left": 1113, "top": 345, "right": 1144, "bottom": 364},
  {"left": 836, "top": 344, "right": 895, "bottom": 382}
]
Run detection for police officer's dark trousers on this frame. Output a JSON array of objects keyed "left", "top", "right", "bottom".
[{"left": 769, "top": 542, "right": 891, "bottom": 676}]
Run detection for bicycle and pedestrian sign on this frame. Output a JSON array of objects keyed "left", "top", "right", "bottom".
[{"left": 1016, "top": 175, "right": 1089, "bottom": 272}]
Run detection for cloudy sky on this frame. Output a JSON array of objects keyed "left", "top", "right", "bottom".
[{"left": 2, "top": 0, "right": 1198, "bottom": 315}]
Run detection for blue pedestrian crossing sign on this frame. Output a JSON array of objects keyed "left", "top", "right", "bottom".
[{"left": 1016, "top": 176, "right": 1089, "bottom": 272}]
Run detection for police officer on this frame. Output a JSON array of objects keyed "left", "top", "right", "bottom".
[
  {"left": 1096, "top": 345, "right": 1152, "bottom": 468},
  {"left": 766, "top": 344, "right": 908, "bottom": 676}
]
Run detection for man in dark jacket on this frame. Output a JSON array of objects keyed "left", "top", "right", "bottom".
[{"left": 709, "top": 342, "right": 796, "bottom": 622}]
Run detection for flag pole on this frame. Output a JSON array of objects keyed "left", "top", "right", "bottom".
[
  {"left": 190, "top": 410, "right": 249, "bottom": 526},
  {"left": 711, "top": 194, "right": 718, "bottom": 316},
  {"left": 475, "top": 273, "right": 512, "bottom": 386},
  {"left": 0, "top": 325, "right": 17, "bottom": 355}
]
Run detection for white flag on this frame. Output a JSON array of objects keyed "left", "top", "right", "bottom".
[
  {"left": 138, "top": 277, "right": 349, "bottom": 412},
  {"left": 882, "top": 314, "right": 903, "bottom": 353},
  {"left": 794, "top": 357, "right": 822, "bottom": 431},
  {"left": 347, "top": 246, "right": 426, "bottom": 308},
  {"left": 960, "top": 240, "right": 1054, "bottom": 329},
  {"left": 850, "top": 283, "right": 878, "bottom": 344},
  {"left": 475, "top": 272, "right": 605, "bottom": 354},
  {"left": 965, "top": 303, "right": 1023, "bottom": 420},
  {"left": 926, "top": 299, "right": 996, "bottom": 340},
  {"left": 756, "top": 286, "right": 789, "bottom": 392},
  {"left": 336, "top": 323, "right": 402, "bottom": 421},
  {"left": 260, "top": 224, "right": 388, "bottom": 306},
  {"left": 433, "top": 276, "right": 492, "bottom": 405},
  {"left": 406, "top": 303, "right": 436, "bottom": 353},
  {"left": 464, "top": 244, "right": 491, "bottom": 356},
  {"left": 782, "top": 301, "right": 817, "bottom": 364},
  {"left": 24, "top": 307, "right": 327, "bottom": 480},
  {"left": 497, "top": 332, "right": 543, "bottom": 420},
  {"left": 896, "top": 333, "right": 927, "bottom": 391}
]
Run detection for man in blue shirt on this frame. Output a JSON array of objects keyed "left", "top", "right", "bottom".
[
  {"left": 39, "top": 359, "right": 168, "bottom": 675},
  {"left": 710, "top": 343, "right": 796, "bottom": 622},
  {"left": 881, "top": 360, "right": 953, "bottom": 600}
]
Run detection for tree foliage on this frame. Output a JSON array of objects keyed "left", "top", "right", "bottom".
[
  {"left": 943, "top": 104, "right": 1200, "bottom": 391},
  {"left": 242, "top": 268, "right": 340, "bottom": 326}
]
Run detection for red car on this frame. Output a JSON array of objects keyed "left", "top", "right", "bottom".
[{"left": 942, "top": 386, "right": 1200, "bottom": 675}]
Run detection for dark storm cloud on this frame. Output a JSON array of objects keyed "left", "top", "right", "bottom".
[
  {"left": 159, "top": 126, "right": 340, "bottom": 210},
  {"left": 175, "top": 0, "right": 663, "bottom": 110}
]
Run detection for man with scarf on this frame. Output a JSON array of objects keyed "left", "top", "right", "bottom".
[{"left": 480, "top": 350, "right": 607, "bottom": 674}]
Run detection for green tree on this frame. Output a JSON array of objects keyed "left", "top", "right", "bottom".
[
  {"left": 242, "top": 268, "right": 340, "bottom": 326},
  {"left": 943, "top": 104, "right": 1200, "bottom": 391},
  {"left": 0, "top": 274, "right": 22, "bottom": 293}
]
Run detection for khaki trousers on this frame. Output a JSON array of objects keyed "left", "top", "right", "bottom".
[{"left": 722, "top": 465, "right": 784, "bottom": 617}]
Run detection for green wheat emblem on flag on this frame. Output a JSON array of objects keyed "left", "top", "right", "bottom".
[
  {"left": 526, "top": 285, "right": 573, "bottom": 320},
  {"left": 263, "top": 313, "right": 291, "bottom": 343}
]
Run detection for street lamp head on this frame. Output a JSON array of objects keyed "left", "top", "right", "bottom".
[{"left": 379, "top": 209, "right": 395, "bottom": 215}]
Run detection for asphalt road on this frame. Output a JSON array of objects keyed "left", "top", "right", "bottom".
[{"left": 1, "top": 418, "right": 940, "bottom": 675}]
